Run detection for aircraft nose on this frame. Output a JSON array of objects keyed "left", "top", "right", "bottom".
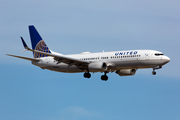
[
  {"left": 164, "top": 56, "right": 170, "bottom": 63},
  {"left": 166, "top": 56, "right": 170, "bottom": 62}
]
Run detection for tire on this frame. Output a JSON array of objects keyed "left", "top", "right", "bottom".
[{"left": 152, "top": 71, "right": 156, "bottom": 75}]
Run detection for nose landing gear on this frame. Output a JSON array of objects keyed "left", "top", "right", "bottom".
[
  {"left": 152, "top": 66, "right": 162, "bottom": 75},
  {"left": 152, "top": 70, "right": 156, "bottom": 75}
]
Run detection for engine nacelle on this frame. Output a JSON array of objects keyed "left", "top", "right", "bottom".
[
  {"left": 88, "top": 62, "right": 107, "bottom": 72},
  {"left": 116, "top": 69, "right": 137, "bottom": 76}
]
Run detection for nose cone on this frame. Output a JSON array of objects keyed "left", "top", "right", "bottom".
[
  {"left": 163, "top": 56, "right": 170, "bottom": 64},
  {"left": 166, "top": 56, "right": 170, "bottom": 62}
]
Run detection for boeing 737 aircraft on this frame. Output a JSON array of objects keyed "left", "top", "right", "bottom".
[{"left": 7, "top": 25, "right": 170, "bottom": 81}]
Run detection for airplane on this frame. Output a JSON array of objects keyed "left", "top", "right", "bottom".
[{"left": 7, "top": 25, "right": 170, "bottom": 81}]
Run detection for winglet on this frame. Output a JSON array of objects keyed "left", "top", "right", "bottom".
[{"left": 20, "top": 37, "right": 30, "bottom": 50}]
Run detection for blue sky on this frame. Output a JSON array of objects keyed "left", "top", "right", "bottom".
[{"left": 0, "top": 0, "right": 180, "bottom": 120}]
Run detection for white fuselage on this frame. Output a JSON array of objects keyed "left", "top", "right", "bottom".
[{"left": 32, "top": 50, "right": 170, "bottom": 73}]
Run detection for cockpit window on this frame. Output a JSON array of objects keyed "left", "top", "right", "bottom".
[{"left": 155, "top": 53, "right": 164, "bottom": 56}]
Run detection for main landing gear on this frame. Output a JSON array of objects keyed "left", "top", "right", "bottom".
[
  {"left": 101, "top": 72, "right": 108, "bottom": 81},
  {"left": 83, "top": 72, "right": 109, "bottom": 81},
  {"left": 84, "top": 72, "right": 91, "bottom": 78}
]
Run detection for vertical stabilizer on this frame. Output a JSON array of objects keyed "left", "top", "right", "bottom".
[{"left": 29, "top": 25, "right": 51, "bottom": 58}]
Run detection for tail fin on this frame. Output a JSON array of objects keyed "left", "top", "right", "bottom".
[{"left": 29, "top": 25, "right": 51, "bottom": 58}]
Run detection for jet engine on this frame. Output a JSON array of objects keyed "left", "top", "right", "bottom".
[
  {"left": 88, "top": 62, "right": 107, "bottom": 72},
  {"left": 116, "top": 69, "right": 137, "bottom": 76}
]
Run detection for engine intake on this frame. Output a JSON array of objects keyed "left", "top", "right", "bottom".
[{"left": 116, "top": 69, "right": 137, "bottom": 76}]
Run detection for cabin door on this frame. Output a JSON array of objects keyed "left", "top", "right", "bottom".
[{"left": 145, "top": 52, "right": 150, "bottom": 60}]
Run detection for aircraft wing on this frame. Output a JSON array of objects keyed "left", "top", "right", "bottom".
[
  {"left": 30, "top": 49, "right": 90, "bottom": 66},
  {"left": 7, "top": 52, "right": 89, "bottom": 68},
  {"left": 20, "top": 37, "right": 90, "bottom": 67},
  {"left": 6, "top": 54, "right": 40, "bottom": 61}
]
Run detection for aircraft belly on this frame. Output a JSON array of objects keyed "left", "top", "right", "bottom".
[
  {"left": 32, "top": 58, "right": 166, "bottom": 73},
  {"left": 48, "top": 65, "right": 83, "bottom": 73},
  {"left": 32, "top": 62, "right": 83, "bottom": 73},
  {"left": 115, "top": 60, "right": 143, "bottom": 69},
  {"left": 114, "top": 59, "right": 163, "bottom": 69}
]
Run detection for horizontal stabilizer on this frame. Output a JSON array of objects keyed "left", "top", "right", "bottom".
[
  {"left": 20, "top": 37, "right": 31, "bottom": 50},
  {"left": 6, "top": 54, "right": 40, "bottom": 61}
]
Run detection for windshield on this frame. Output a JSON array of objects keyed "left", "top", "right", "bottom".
[{"left": 155, "top": 53, "right": 164, "bottom": 56}]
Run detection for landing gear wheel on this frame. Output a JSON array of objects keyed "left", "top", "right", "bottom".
[
  {"left": 101, "top": 75, "right": 108, "bottom": 81},
  {"left": 152, "top": 71, "right": 156, "bottom": 75},
  {"left": 87, "top": 73, "right": 91, "bottom": 78},
  {"left": 84, "top": 72, "right": 91, "bottom": 78}
]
